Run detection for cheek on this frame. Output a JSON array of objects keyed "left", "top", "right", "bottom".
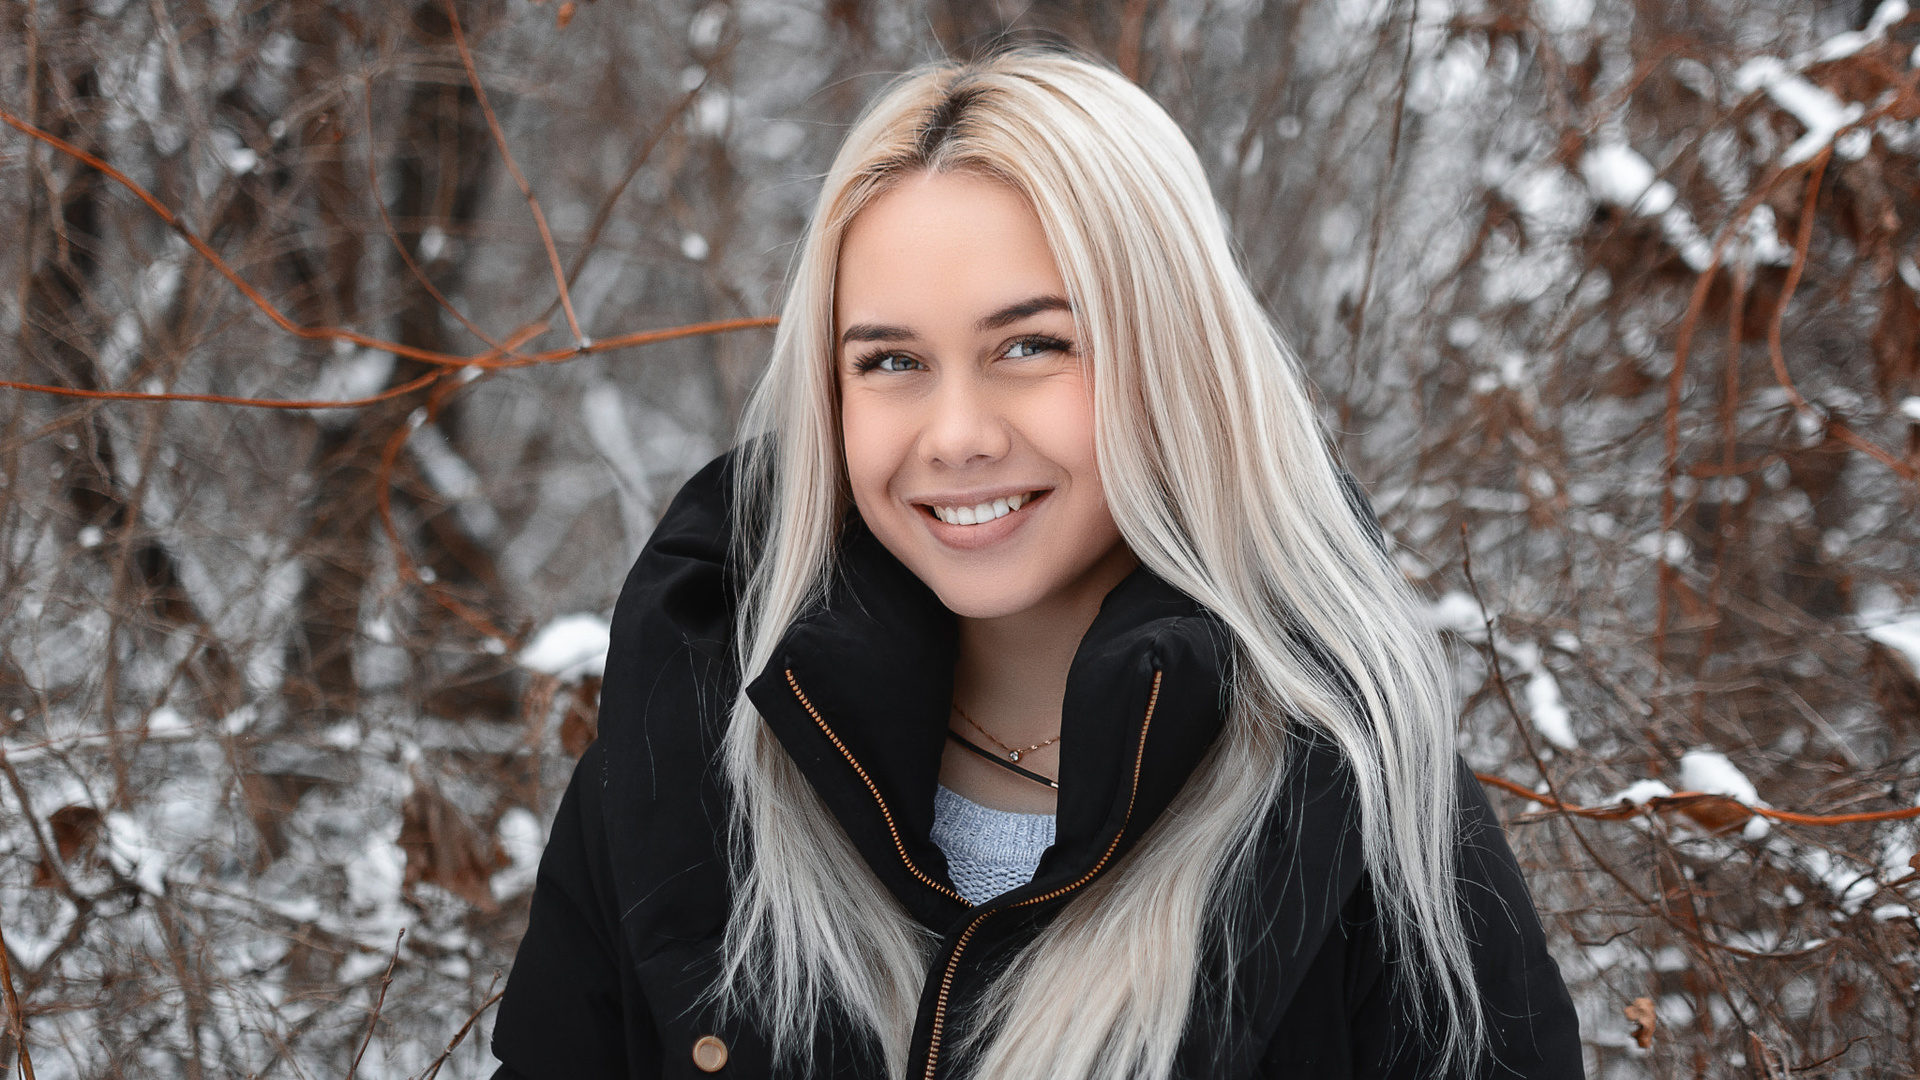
[
  {"left": 1031, "top": 381, "right": 1101, "bottom": 484},
  {"left": 1036, "top": 384, "right": 1119, "bottom": 535},
  {"left": 839, "top": 396, "right": 907, "bottom": 504}
]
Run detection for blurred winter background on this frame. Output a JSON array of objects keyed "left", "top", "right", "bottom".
[{"left": 2, "top": 0, "right": 1919, "bottom": 1076}]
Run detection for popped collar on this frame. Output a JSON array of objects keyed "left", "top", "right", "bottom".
[{"left": 489, "top": 448, "right": 1584, "bottom": 1079}]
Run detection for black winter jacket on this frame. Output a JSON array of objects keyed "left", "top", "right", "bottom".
[{"left": 489, "top": 450, "right": 1584, "bottom": 1080}]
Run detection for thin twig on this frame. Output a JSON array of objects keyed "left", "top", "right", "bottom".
[
  {"left": 416, "top": 980, "right": 503, "bottom": 1080},
  {"left": 0, "top": 317, "right": 776, "bottom": 410},
  {"left": 0, "top": 914, "right": 37, "bottom": 1080},
  {"left": 442, "top": 0, "right": 586, "bottom": 348},
  {"left": 347, "top": 929, "right": 405, "bottom": 1080},
  {"left": 1475, "top": 771, "right": 1920, "bottom": 826}
]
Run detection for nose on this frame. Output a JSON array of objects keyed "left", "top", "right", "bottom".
[{"left": 919, "top": 370, "right": 1010, "bottom": 469}]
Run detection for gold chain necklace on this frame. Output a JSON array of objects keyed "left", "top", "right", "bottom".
[{"left": 951, "top": 703, "right": 1060, "bottom": 763}]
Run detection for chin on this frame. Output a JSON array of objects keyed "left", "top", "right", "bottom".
[{"left": 924, "top": 577, "right": 1044, "bottom": 621}]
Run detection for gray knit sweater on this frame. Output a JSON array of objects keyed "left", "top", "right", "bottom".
[{"left": 929, "top": 784, "right": 1057, "bottom": 905}]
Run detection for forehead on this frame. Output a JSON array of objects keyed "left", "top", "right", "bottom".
[{"left": 834, "top": 171, "right": 1067, "bottom": 331}]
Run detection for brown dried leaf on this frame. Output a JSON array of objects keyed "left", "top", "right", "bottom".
[
  {"left": 560, "top": 675, "right": 600, "bottom": 758},
  {"left": 1675, "top": 794, "right": 1756, "bottom": 835},
  {"left": 399, "top": 776, "right": 507, "bottom": 911},
  {"left": 1872, "top": 276, "right": 1919, "bottom": 401},
  {"left": 241, "top": 772, "right": 323, "bottom": 861},
  {"left": 1625, "top": 996, "right": 1656, "bottom": 1049},
  {"left": 556, "top": 1, "right": 577, "bottom": 28},
  {"left": 1867, "top": 642, "right": 1920, "bottom": 735},
  {"left": 521, "top": 672, "right": 560, "bottom": 746},
  {"left": 35, "top": 804, "right": 103, "bottom": 886}
]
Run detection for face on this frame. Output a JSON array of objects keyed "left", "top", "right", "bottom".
[{"left": 834, "top": 170, "right": 1135, "bottom": 623}]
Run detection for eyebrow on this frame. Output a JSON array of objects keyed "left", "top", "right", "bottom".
[{"left": 838, "top": 294, "right": 1073, "bottom": 347}]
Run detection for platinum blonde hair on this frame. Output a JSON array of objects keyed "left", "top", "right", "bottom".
[{"left": 719, "top": 50, "right": 1484, "bottom": 1079}]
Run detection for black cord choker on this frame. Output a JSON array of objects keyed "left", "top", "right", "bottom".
[{"left": 945, "top": 729, "right": 1060, "bottom": 790}]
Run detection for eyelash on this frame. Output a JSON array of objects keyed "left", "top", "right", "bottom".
[{"left": 850, "top": 334, "right": 1074, "bottom": 374}]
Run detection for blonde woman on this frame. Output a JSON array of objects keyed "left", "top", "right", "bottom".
[{"left": 491, "top": 50, "right": 1581, "bottom": 1080}]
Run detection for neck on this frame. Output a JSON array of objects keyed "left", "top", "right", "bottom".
[{"left": 952, "top": 547, "right": 1138, "bottom": 744}]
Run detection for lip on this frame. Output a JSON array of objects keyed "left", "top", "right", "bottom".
[{"left": 914, "top": 488, "right": 1051, "bottom": 551}]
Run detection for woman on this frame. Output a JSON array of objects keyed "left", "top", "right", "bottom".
[{"left": 491, "top": 51, "right": 1581, "bottom": 1080}]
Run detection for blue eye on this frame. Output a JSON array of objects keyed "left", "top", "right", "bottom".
[
  {"left": 1003, "top": 335, "right": 1070, "bottom": 360},
  {"left": 853, "top": 351, "right": 925, "bottom": 374}
]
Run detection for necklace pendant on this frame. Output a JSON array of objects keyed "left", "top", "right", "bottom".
[{"left": 1008, "top": 750, "right": 1021, "bottom": 762}]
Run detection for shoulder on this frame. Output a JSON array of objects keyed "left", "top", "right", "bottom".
[
  {"left": 593, "top": 447, "right": 751, "bottom": 948},
  {"left": 1447, "top": 763, "right": 1584, "bottom": 1075},
  {"left": 1230, "top": 747, "right": 1582, "bottom": 1077}
]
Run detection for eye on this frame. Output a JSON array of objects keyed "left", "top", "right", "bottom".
[
  {"left": 853, "top": 351, "right": 926, "bottom": 374},
  {"left": 1001, "top": 335, "right": 1071, "bottom": 360}
]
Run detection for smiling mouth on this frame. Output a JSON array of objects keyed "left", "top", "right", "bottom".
[{"left": 923, "top": 490, "right": 1046, "bottom": 526}]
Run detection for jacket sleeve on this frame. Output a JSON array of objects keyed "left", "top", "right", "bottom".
[
  {"left": 1447, "top": 758, "right": 1584, "bottom": 1078},
  {"left": 1342, "top": 476, "right": 1584, "bottom": 1075},
  {"left": 489, "top": 741, "right": 662, "bottom": 1079},
  {"left": 1258, "top": 758, "right": 1584, "bottom": 1080},
  {"left": 1351, "top": 761, "right": 1585, "bottom": 1079}
]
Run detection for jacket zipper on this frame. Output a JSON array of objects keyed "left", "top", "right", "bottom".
[
  {"left": 784, "top": 669, "right": 968, "bottom": 904},
  {"left": 919, "top": 670, "right": 1164, "bottom": 1080}
]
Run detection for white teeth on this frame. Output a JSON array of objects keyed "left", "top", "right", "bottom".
[{"left": 933, "top": 492, "right": 1033, "bottom": 525}]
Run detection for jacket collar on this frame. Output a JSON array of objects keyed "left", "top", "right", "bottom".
[{"left": 744, "top": 516, "right": 1232, "bottom": 930}]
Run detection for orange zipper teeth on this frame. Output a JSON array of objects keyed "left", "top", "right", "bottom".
[
  {"left": 923, "top": 909, "right": 992, "bottom": 1080},
  {"left": 785, "top": 669, "right": 968, "bottom": 905},
  {"left": 920, "top": 669, "right": 1164, "bottom": 1080}
]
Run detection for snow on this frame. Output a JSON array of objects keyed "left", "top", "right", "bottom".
[
  {"left": 418, "top": 225, "right": 448, "bottom": 262},
  {"left": 1900, "top": 396, "right": 1920, "bottom": 422},
  {"left": 1734, "top": 57, "right": 1866, "bottom": 166},
  {"left": 1679, "top": 749, "right": 1759, "bottom": 804},
  {"left": 345, "top": 836, "right": 407, "bottom": 913},
  {"left": 1790, "top": 843, "right": 1880, "bottom": 913},
  {"left": 518, "top": 613, "right": 612, "bottom": 680},
  {"left": 681, "top": 232, "right": 710, "bottom": 261},
  {"left": 1520, "top": 652, "right": 1577, "bottom": 750},
  {"left": 103, "top": 810, "right": 168, "bottom": 895},
  {"left": 1426, "top": 591, "right": 1488, "bottom": 636},
  {"left": 1576, "top": 143, "right": 1716, "bottom": 268},
  {"left": 694, "top": 89, "right": 731, "bottom": 136},
  {"left": 305, "top": 344, "right": 395, "bottom": 415},
  {"left": 8, "top": 902, "right": 77, "bottom": 969},
  {"left": 1428, "top": 596, "right": 1577, "bottom": 748},
  {"left": 1633, "top": 530, "right": 1693, "bottom": 565},
  {"left": 1658, "top": 205, "right": 1715, "bottom": 271},
  {"left": 1679, "top": 750, "right": 1770, "bottom": 839},
  {"left": 1532, "top": 0, "right": 1593, "bottom": 34},
  {"left": 1811, "top": 1, "right": 1909, "bottom": 62},
  {"left": 1611, "top": 779, "right": 1675, "bottom": 805},
  {"left": 689, "top": 4, "right": 727, "bottom": 50},
  {"left": 1743, "top": 205, "right": 1796, "bottom": 266},
  {"left": 1866, "top": 616, "right": 1920, "bottom": 676},
  {"left": 1867, "top": 0, "right": 1910, "bottom": 36},
  {"left": 491, "top": 807, "right": 546, "bottom": 902},
  {"left": 1504, "top": 165, "right": 1591, "bottom": 235},
  {"left": 1580, "top": 143, "right": 1674, "bottom": 215}
]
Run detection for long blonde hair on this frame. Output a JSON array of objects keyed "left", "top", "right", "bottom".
[{"left": 720, "top": 50, "right": 1484, "bottom": 1079}]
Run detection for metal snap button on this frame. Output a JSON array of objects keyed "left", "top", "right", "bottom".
[{"left": 692, "top": 1034, "right": 729, "bottom": 1072}]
